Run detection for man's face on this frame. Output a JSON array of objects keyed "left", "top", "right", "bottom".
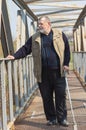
[{"left": 38, "top": 19, "right": 50, "bottom": 34}]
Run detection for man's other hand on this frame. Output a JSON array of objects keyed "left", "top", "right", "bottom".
[{"left": 63, "top": 66, "right": 69, "bottom": 74}]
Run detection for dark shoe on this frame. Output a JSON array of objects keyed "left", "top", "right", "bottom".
[
  {"left": 47, "top": 120, "right": 57, "bottom": 126},
  {"left": 59, "top": 119, "right": 69, "bottom": 127}
]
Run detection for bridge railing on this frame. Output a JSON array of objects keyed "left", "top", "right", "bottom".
[
  {"left": 73, "top": 6, "right": 86, "bottom": 87},
  {"left": 73, "top": 52, "right": 86, "bottom": 86},
  {"left": 0, "top": 56, "right": 38, "bottom": 130}
]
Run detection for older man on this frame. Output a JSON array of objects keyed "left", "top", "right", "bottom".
[{"left": 7, "top": 16, "right": 70, "bottom": 127}]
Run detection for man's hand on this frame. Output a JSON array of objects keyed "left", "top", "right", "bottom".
[
  {"left": 6, "top": 55, "right": 15, "bottom": 59},
  {"left": 63, "top": 65, "right": 69, "bottom": 74}
]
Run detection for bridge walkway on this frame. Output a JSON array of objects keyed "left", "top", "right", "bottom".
[{"left": 14, "top": 71, "right": 86, "bottom": 130}]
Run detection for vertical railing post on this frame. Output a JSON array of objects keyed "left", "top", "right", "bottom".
[
  {"left": 16, "top": 10, "right": 22, "bottom": 50},
  {"left": 74, "top": 30, "right": 78, "bottom": 51},
  {"left": 7, "top": 61, "right": 14, "bottom": 121},
  {"left": 26, "top": 57, "right": 30, "bottom": 96},
  {"left": 30, "top": 21, "right": 34, "bottom": 36},
  {"left": 84, "top": 16, "right": 86, "bottom": 38},
  {"left": 32, "top": 58, "right": 34, "bottom": 89},
  {"left": 77, "top": 26, "right": 81, "bottom": 51},
  {"left": 18, "top": 59, "right": 24, "bottom": 107},
  {"left": 0, "top": 61, "right": 7, "bottom": 130},
  {"left": 83, "top": 16, "right": 86, "bottom": 51},
  {"left": 21, "top": 10, "right": 26, "bottom": 45},
  {"left": 13, "top": 60, "right": 19, "bottom": 112},
  {"left": 0, "top": 0, "right": 2, "bottom": 38},
  {"left": 23, "top": 58, "right": 27, "bottom": 100},
  {"left": 16, "top": 9, "right": 28, "bottom": 50},
  {"left": 26, "top": 14, "right": 29, "bottom": 41},
  {"left": 29, "top": 58, "right": 33, "bottom": 92}
]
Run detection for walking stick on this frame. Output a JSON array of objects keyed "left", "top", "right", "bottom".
[{"left": 65, "top": 71, "right": 77, "bottom": 130}]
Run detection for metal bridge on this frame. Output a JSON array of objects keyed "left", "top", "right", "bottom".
[{"left": 0, "top": 0, "right": 86, "bottom": 130}]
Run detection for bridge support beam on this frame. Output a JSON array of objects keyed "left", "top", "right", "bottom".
[
  {"left": 16, "top": 9, "right": 29, "bottom": 50},
  {"left": 1, "top": 0, "right": 14, "bottom": 57},
  {"left": 0, "top": 0, "right": 2, "bottom": 38}
]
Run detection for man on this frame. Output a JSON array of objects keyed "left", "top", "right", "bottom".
[{"left": 7, "top": 16, "right": 70, "bottom": 127}]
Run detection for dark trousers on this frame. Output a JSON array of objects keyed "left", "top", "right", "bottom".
[{"left": 38, "top": 68, "right": 67, "bottom": 122}]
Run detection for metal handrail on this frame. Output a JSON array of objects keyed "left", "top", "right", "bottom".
[{"left": 0, "top": 56, "right": 38, "bottom": 130}]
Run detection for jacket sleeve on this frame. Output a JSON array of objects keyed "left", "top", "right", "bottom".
[
  {"left": 13, "top": 36, "right": 32, "bottom": 59},
  {"left": 62, "top": 32, "right": 70, "bottom": 66}
]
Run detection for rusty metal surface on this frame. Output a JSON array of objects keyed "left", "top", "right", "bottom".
[{"left": 14, "top": 71, "right": 86, "bottom": 130}]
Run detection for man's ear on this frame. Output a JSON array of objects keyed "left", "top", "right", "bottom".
[{"left": 48, "top": 22, "right": 51, "bottom": 26}]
